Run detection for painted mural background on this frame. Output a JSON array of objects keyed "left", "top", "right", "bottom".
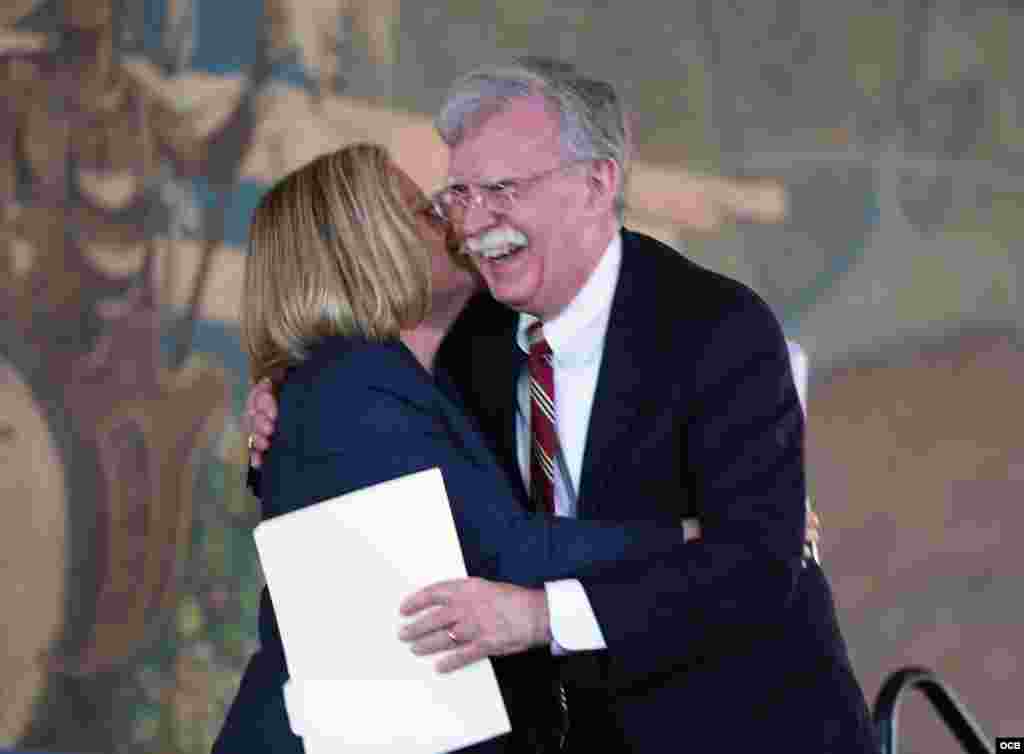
[{"left": 0, "top": 2, "right": 1020, "bottom": 753}]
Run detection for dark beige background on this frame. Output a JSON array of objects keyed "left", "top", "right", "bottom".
[{"left": 1, "top": 2, "right": 1020, "bottom": 752}]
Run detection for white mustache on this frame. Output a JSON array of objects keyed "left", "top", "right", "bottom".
[{"left": 462, "top": 227, "right": 529, "bottom": 258}]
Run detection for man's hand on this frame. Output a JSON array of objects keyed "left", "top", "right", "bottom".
[
  {"left": 398, "top": 578, "right": 550, "bottom": 673},
  {"left": 244, "top": 378, "right": 278, "bottom": 468}
]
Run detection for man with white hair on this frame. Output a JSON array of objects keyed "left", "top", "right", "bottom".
[{"left": 405, "top": 58, "right": 875, "bottom": 753}]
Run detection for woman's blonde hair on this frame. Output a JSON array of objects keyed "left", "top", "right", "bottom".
[{"left": 243, "top": 143, "right": 431, "bottom": 383}]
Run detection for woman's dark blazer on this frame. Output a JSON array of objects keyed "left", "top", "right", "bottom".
[{"left": 213, "top": 336, "right": 685, "bottom": 754}]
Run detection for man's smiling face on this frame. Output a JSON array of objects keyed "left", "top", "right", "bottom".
[{"left": 447, "top": 95, "right": 604, "bottom": 321}]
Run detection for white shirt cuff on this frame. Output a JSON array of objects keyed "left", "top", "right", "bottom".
[{"left": 544, "top": 579, "right": 607, "bottom": 653}]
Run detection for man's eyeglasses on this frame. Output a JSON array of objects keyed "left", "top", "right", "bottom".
[{"left": 422, "top": 160, "right": 590, "bottom": 223}]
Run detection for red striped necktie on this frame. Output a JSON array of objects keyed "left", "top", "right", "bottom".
[{"left": 527, "top": 322, "right": 557, "bottom": 514}]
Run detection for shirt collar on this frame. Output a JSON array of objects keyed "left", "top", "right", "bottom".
[{"left": 516, "top": 233, "right": 622, "bottom": 368}]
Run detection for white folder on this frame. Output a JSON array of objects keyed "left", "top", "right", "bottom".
[{"left": 253, "top": 467, "right": 512, "bottom": 753}]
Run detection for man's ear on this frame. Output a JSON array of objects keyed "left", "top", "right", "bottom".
[{"left": 585, "top": 158, "right": 621, "bottom": 215}]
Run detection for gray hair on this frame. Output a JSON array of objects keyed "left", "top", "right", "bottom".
[{"left": 435, "top": 57, "right": 631, "bottom": 221}]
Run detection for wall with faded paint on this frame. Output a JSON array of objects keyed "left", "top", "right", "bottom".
[{"left": 1, "top": 2, "right": 1020, "bottom": 753}]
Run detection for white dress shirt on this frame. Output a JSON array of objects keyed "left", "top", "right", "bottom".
[{"left": 515, "top": 234, "right": 622, "bottom": 652}]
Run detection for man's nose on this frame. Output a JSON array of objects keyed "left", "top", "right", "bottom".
[{"left": 453, "top": 199, "right": 498, "bottom": 238}]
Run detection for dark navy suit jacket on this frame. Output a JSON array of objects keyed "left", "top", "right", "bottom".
[
  {"left": 213, "top": 335, "right": 690, "bottom": 754},
  {"left": 438, "top": 230, "right": 878, "bottom": 752}
]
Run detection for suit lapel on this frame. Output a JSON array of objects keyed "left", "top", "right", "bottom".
[
  {"left": 578, "top": 232, "right": 666, "bottom": 519},
  {"left": 469, "top": 305, "right": 530, "bottom": 505},
  {"left": 493, "top": 333, "right": 527, "bottom": 502}
]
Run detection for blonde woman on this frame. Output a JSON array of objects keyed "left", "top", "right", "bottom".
[{"left": 215, "top": 144, "right": 694, "bottom": 754}]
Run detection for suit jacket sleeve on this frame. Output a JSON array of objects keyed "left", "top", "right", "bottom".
[
  {"left": 271, "top": 360, "right": 686, "bottom": 587},
  {"left": 576, "top": 289, "right": 807, "bottom": 686},
  {"left": 245, "top": 465, "right": 261, "bottom": 498}
]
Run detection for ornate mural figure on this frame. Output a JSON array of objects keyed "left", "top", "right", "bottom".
[
  {"left": 0, "top": 0, "right": 297, "bottom": 749},
  {"left": 0, "top": 2, "right": 1019, "bottom": 752}
]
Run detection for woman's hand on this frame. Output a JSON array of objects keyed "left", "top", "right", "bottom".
[
  {"left": 245, "top": 378, "right": 279, "bottom": 468},
  {"left": 806, "top": 509, "right": 821, "bottom": 547},
  {"left": 681, "top": 510, "right": 821, "bottom": 548}
]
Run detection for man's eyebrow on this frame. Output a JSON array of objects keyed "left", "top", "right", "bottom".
[{"left": 445, "top": 175, "right": 518, "bottom": 187}]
